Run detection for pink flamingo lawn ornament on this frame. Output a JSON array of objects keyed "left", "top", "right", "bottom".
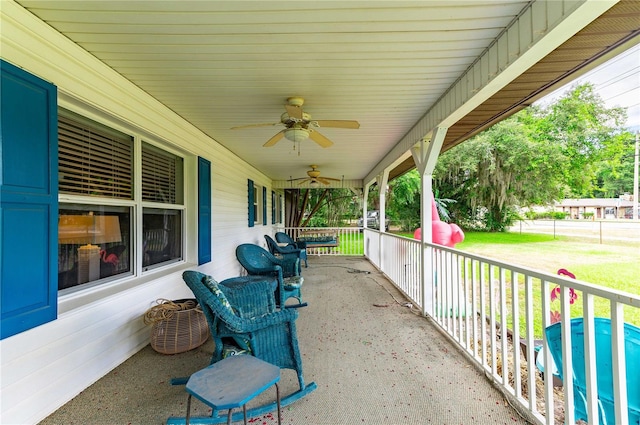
[
  {"left": 413, "top": 194, "right": 464, "bottom": 248},
  {"left": 549, "top": 268, "right": 578, "bottom": 324}
]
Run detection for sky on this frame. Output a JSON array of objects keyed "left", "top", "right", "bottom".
[{"left": 537, "top": 43, "right": 640, "bottom": 131}]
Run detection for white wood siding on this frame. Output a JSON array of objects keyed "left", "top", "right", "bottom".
[{"left": 1, "top": 3, "right": 276, "bottom": 423}]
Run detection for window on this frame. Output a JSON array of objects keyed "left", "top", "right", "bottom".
[
  {"left": 57, "top": 110, "right": 185, "bottom": 291},
  {"left": 250, "top": 182, "right": 264, "bottom": 226},
  {"left": 272, "top": 191, "right": 282, "bottom": 224},
  {"left": 141, "top": 142, "right": 184, "bottom": 269},
  {"left": 272, "top": 191, "right": 276, "bottom": 224},
  {"left": 254, "top": 184, "right": 260, "bottom": 225}
]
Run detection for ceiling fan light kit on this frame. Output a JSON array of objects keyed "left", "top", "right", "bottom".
[{"left": 284, "top": 127, "right": 310, "bottom": 142}]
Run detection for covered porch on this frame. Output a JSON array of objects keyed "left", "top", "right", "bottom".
[
  {"left": 2, "top": 2, "right": 640, "bottom": 424},
  {"left": 39, "top": 255, "right": 530, "bottom": 425}
]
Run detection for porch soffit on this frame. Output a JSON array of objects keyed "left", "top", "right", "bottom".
[{"left": 387, "top": 1, "right": 640, "bottom": 183}]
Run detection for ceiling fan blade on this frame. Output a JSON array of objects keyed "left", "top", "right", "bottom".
[
  {"left": 285, "top": 104, "right": 303, "bottom": 120},
  {"left": 308, "top": 130, "right": 333, "bottom": 148},
  {"left": 298, "top": 178, "right": 311, "bottom": 186},
  {"left": 317, "top": 177, "right": 331, "bottom": 185},
  {"left": 263, "top": 130, "right": 285, "bottom": 147},
  {"left": 231, "top": 122, "right": 280, "bottom": 129},
  {"left": 322, "top": 176, "right": 342, "bottom": 181},
  {"left": 313, "top": 120, "right": 360, "bottom": 129}
]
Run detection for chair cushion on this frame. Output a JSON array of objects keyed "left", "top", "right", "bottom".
[
  {"left": 283, "top": 276, "right": 304, "bottom": 290},
  {"left": 202, "top": 275, "right": 236, "bottom": 316}
]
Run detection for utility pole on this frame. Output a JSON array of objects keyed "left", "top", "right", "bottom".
[{"left": 634, "top": 131, "right": 639, "bottom": 219}]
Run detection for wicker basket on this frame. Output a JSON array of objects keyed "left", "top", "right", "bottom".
[{"left": 144, "top": 298, "right": 209, "bottom": 355}]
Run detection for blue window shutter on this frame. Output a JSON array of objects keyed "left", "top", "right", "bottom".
[
  {"left": 247, "top": 179, "right": 254, "bottom": 227},
  {"left": 262, "top": 186, "right": 267, "bottom": 225},
  {"left": 272, "top": 191, "right": 276, "bottom": 224},
  {"left": 1, "top": 60, "right": 58, "bottom": 339},
  {"left": 197, "top": 157, "right": 211, "bottom": 265}
]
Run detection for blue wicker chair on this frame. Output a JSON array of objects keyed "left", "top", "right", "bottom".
[
  {"left": 236, "top": 243, "right": 306, "bottom": 308},
  {"left": 176, "top": 270, "right": 316, "bottom": 423},
  {"left": 274, "top": 232, "right": 308, "bottom": 267},
  {"left": 264, "top": 234, "right": 305, "bottom": 273}
]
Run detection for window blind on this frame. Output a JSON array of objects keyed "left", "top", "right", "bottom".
[
  {"left": 141, "top": 142, "right": 183, "bottom": 204},
  {"left": 58, "top": 114, "right": 133, "bottom": 199}
]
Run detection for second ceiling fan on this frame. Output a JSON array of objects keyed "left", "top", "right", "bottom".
[
  {"left": 290, "top": 165, "right": 341, "bottom": 186},
  {"left": 231, "top": 97, "right": 360, "bottom": 148}
]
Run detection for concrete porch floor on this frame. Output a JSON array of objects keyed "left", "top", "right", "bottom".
[{"left": 39, "top": 256, "right": 531, "bottom": 425}]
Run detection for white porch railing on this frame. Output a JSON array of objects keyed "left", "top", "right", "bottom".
[
  {"left": 277, "top": 227, "right": 639, "bottom": 423},
  {"left": 364, "top": 229, "right": 640, "bottom": 425}
]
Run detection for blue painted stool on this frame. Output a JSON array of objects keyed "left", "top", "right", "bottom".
[{"left": 185, "top": 355, "right": 281, "bottom": 425}]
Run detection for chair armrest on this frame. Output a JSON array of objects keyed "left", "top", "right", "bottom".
[
  {"left": 227, "top": 308, "right": 299, "bottom": 333},
  {"left": 279, "top": 245, "right": 302, "bottom": 255}
]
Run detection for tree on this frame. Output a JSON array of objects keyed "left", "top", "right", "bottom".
[
  {"left": 435, "top": 115, "right": 566, "bottom": 231},
  {"left": 593, "top": 131, "right": 636, "bottom": 198},
  {"left": 285, "top": 188, "right": 359, "bottom": 227},
  {"left": 432, "top": 83, "right": 630, "bottom": 231},
  {"left": 387, "top": 171, "right": 421, "bottom": 231},
  {"left": 385, "top": 170, "right": 458, "bottom": 232},
  {"left": 530, "top": 83, "right": 628, "bottom": 197}
]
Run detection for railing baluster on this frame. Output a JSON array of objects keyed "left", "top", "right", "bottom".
[
  {"left": 511, "top": 271, "right": 521, "bottom": 399},
  {"left": 464, "top": 257, "right": 471, "bottom": 352},
  {"left": 611, "top": 301, "right": 628, "bottom": 425},
  {"left": 524, "top": 275, "right": 537, "bottom": 416},
  {"left": 500, "top": 267, "right": 508, "bottom": 387},
  {"left": 583, "top": 294, "right": 599, "bottom": 424},
  {"left": 480, "top": 260, "right": 487, "bottom": 369},
  {"left": 559, "top": 291, "right": 574, "bottom": 425},
  {"left": 471, "top": 259, "right": 478, "bottom": 359}
]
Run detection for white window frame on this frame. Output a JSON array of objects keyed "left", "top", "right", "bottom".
[{"left": 57, "top": 102, "right": 187, "bottom": 302}]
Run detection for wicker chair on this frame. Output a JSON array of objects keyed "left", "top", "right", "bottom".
[
  {"left": 236, "top": 243, "right": 306, "bottom": 308},
  {"left": 264, "top": 234, "right": 305, "bottom": 273},
  {"left": 274, "top": 232, "right": 308, "bottom": 267},
  {"left": 178, "top": 270, "right": 316, "bottom": 421}
]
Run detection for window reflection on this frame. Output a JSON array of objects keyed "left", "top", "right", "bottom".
[
  {"left": 142, "top": 208, "right": 182, "bottom": 269},
  {"left": 58, "top": 205, "right": 131, "bottom": 290}
]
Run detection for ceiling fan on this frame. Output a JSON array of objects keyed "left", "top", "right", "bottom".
[
  {"left": 231, "top": 97, "right": 360, "bottom": 148},
  {"left": 290, "top": 165, "right": 341, "bottom": 186}
]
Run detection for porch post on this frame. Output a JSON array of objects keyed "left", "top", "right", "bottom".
[
  {"left": 377, "top": 171, "right": 389, "bottom": 233},
  {"left": 411, "top": 127, "right": 447, "bottom": 316},
  {"left": 363, "top": 183, "right": 369, "bottom": 230},
  {"left": 377, "top": 171, "right": 389, "bottom": 271}
]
